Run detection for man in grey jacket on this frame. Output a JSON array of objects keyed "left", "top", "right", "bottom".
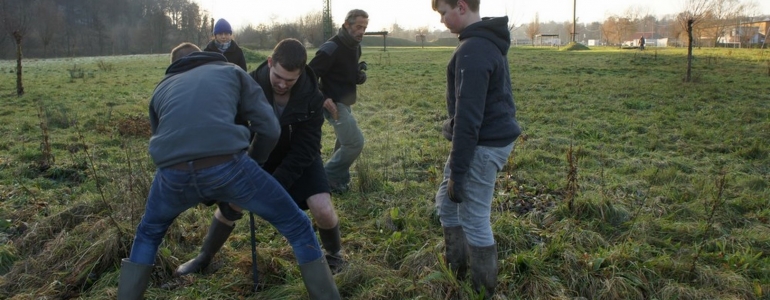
[{"left": 116, "top": 42, "right": 339, "bottom": 300}]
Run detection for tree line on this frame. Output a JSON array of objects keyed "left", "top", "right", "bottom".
[
  {"left": 0, "top": 0, "right": 340, "bottom": 59},
  {"left": 518, "top": 0, "right": 766, "bottom": 48}
]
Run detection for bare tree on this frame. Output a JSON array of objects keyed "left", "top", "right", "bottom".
[
  {"left": 603, "top": 15, "right": 634, "bottom": 47},
  {"left": 563, "top": 21, "right": 574, "bottom": 43},
  {"left": 525, "top": 13, "right": 540, "bottom": 46},
  {"left": 703, "top": 0, "right": 746, "bottom": 46},
  {"left": 734, "top": 1, "right": 759, "bottom": 48},
  {"left": 270, "top": 23, "right": 301, "bottom": 47},
  {"left": 678, "top": 0, "right": 714, "bottom": 82},
  {"left": 625, "top": 5, "right": 651, "bottom": 34},
  {"left": 34, "top": 0, "right": 62, "bottom": 58},
  {"left": 298, "top": 11, "right": 324, "bottom": 47},
  {"left": 763, "top": 26, "right": 769, "bottom": 49},
  {"left": 1, "top": 0, "right": 32, "bottom": 96},
  {"left": 600, "top": 18, "right": 614, "bottom": 45},
  {"left": 178, "top": 2, "right": 205, "bottom": 45}
]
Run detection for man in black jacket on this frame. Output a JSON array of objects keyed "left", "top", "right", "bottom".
[
  {"left": 309, "top": 9, "right": 369, "bottom": 193},
  {"left": 175, "top": 38, "right": 347, "bottom": 277}
]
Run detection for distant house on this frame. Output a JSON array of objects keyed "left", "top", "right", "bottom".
[
  {"left": 624, "top": 32, "right": 668, "bottom": 47},
  {"left": 717, "top": 19, "right": 769, "bottom": 47}
]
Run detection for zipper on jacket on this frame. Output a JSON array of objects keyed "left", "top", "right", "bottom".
[{"left": 289, "top": 124, "right": 293, "bottom": 140}]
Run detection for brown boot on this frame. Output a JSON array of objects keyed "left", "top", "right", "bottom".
[
  {"left": 469, "top": 243, "right": 498, "bottom": 299},
  {"left": 318, "top": 222, "right": 347, "bottom": 274},
  {"left": 174, "top": 215, "right": 234, "bottom": 276},
  {"left": 443, "top": 226, "right": 469, "bottom": 279}
]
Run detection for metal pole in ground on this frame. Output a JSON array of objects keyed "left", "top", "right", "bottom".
[{"left": 249, "top": 212, "right": 259, "bottom": 292}]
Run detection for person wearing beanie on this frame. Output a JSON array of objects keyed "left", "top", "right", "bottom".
[{"left": 204, "top": 18, "right": 247, "bottom": 71}]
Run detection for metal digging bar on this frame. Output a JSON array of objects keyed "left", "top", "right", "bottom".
[{"left": 249, "top": 212, "right": 259, "bottom": 292}]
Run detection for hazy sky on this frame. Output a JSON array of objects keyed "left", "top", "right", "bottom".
[{"left": 194, "top": 0, "right": 769, "bottom": 32}]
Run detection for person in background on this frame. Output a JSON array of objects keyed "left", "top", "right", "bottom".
[
  {"left": 116, "top": 42, "right": 339, "bottom": 300},
  {"left": 308, "top": 9, "right": 369, "bottom": 194},
  {"left": 431, "top": 0, "right": 522, "bottom": 298},
  {"left": 174, "top": 38, "right": 347, "bottom": 277},
  {"left": 639, "top": 36, "right": 646, "bottom": 51},
  {"left": 204, "top": 18, "right": 247, "bottom": 71}
]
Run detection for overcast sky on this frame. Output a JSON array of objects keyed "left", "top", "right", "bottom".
[{"left": 194, "top": 0, "right": 769, "bottom": 31}]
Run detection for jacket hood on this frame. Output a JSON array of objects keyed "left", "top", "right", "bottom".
[
  {"left": 165, "top": 51, "right": 227, "bottom": 75},
  {"left": 458, "top": 16, "right": 511, "bottom": 55}
]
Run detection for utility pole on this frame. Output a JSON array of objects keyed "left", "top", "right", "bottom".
[
  {"left": 572, "top": 0, "right": 577, "bottom": 42},
  {"left": 323, "top": 0, "right": 333, "bottom": 41}
]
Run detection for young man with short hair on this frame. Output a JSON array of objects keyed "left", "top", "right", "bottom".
[
  {"left": 431, "top": 0, "right": 522, "bottom": 298},
  {"left": 175, "top": 38, "right": 347, "bottom": 278},
  {"left": 117, "top": 42, "right": 339, "bottom": 300}
]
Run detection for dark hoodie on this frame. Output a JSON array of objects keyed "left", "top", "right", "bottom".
[
  {"left": 248, "top": 61, "right": 325, "bottom": 189},
  {"left": 442, "top": 16, "right": 522, "bottom": 184}
]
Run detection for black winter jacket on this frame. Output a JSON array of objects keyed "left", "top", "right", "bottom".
[
  {"left": 204, "top": 40, "right": 247, "bottom": 71},
  {"left": 443, "top": 16, "right": 522, "bottom": 183},
  {"left": 249, "top": 61, "right": 325, "bottom": 189},
  {"left": 308, "top": 30, "right": 361, "bottom": 106}
]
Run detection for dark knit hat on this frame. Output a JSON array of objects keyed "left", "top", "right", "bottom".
[{"left": 214, "top": 18, "right": 232, "bottom": 35}]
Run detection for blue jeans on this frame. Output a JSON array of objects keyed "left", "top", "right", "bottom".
[
  {"left": 435, "top": 142, "right": 515, "bottom": 247},
  {"left": 323, "top": 103, "right": 364, "bottom": 185},
  {"left": 129, "top": 152, "right": 322, "bottom": 265}
]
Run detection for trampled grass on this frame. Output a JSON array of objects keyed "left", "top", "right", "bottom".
[{"left": 0, "top": 45, "right": 768, "bottom": 299}]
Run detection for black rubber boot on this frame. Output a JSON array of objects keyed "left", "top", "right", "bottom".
[
  {"left": 299, "top": 256, "right": 341, "bottom": 300},
  {"left": 174, "top": 215, "right": 234, "bottom": 276},
  {"left": 469, "top": 243, "right": 498, "bottom": 299},
  {"left": 318, "top": 222, "right": 347, "bottom": 274},
  {"left": 117, "top": 258, "right": 153, "bottom": 300},
  {"left": 443, "top": 226, "right": 469, "bottom": 280}
]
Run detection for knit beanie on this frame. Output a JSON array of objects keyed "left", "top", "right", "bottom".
[{"left": 214, "top": 18, "right": 232, "bottom": 35}]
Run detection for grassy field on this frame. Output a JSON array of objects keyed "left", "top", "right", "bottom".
[{"left": 0, "top": 45, "right": 769, "bottom": 300}]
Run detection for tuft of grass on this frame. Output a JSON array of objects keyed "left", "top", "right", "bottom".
[
  {"left": 561, "top": 42, "right": 591, "bottom": 51},
  {"left": 354, "top": 149, "right": 386, "bottom": 194}
]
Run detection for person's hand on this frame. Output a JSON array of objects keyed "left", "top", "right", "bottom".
[
  {"left": 323, "top": 98, "right": 338, "bottom": 120},
  {"left": 356, "top": 70, "right": 367, "bottom": 84},
  {"left": 447, "top": 178, "right": 468, "bottom": 203},
  {"left": 356, "top": 61, "right": 367, "bottom": 84}
]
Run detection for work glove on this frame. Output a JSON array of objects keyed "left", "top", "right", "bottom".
[
  {"left": 447, "top": 178, "right": 468, "bottom": 203},
  {"left": 356, "top": 61, "right": 367, "bottom": 84}
]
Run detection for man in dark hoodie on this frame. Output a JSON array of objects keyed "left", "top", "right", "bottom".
[
  {"left": 116, "top": 42, "right": 339, "bottom": 300},
  {"left": 431, "top": 1, "right": 522, "bottom": 298},
  {"left": 308, "top": 9, "right": 369, "bottom": 193},
  {"left": 204, "top": 18, "right": 247, "bottom": 71},
  {"left": 175, "top": 38, "right": 347, "bottom": 278}
]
